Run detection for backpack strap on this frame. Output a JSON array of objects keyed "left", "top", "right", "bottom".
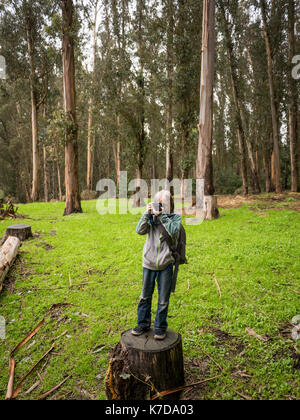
[{"left": 157, "top": 222, "right": 174, "bottom": 251}]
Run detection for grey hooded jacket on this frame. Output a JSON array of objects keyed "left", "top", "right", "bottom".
[{"left": 136, "top": 211, "right": 182, "bottom": 271}]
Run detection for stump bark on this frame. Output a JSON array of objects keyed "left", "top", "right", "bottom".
[
  {"left": 1, "top": 224, "right": 32, "bottom": 245},
  {"left": 0, "top": 236, "right": 21, "bottom": 291},
  {"left": 105, "top": 328, "right": 184, "bottom": 400}
]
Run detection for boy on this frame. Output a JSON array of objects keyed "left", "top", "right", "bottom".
[{"left": 132, "top": 190, "right": 181, "bottom": 340}]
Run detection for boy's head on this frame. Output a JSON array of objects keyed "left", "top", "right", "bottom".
[{"left": 153, "top": 190, "right": 174, "bottom": 214}]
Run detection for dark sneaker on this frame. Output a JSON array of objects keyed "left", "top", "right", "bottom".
[
  {"left": 131, "top": 326, "right": 150, "bottom": 336},
  {"left": 154, "top": 331, "right": 166, "bottom": 340}
]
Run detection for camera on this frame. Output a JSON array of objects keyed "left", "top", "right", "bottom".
[{"left": 152, "top": 202, "right": 164, "bottom": 213}]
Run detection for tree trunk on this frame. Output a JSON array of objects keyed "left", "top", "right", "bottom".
[
  {"left": 16, "top": 102, "right": 32, "bottom": 203},
  {"left": 288, "top": 0, "right": 298, "bottom": 192},
  {"left": 25, "top": 13, "right": 40, "bottom": 202},
  {"left": 62, "top": 0, "right": 82, "bottom": 215},
  {"left": 260, "top": 0, "right": 282, "bottom": 193},
  {"left": 237, "top": 129, "right": 248, "bottom": 195},
  {"left": 113, "top": 114, "right": 121, "bottom": 189},
  {"left": 30, "top": 93, "right": 40, "bottom": 202},
  {"left": 132, "top": 168, "right": 145, "bottom": 208},
  {"left": 105, "top": 328, "right": 184, "bottom": 400},
  {"left": 165, "top": 0, "right": 174, "bottom": 194},
  {"left": 263, "top": 132, "right": 273, "bottom": 193},
  {"left": 54, "top": 138, "right": 62, "bottom": 201},
  {"left": 220, "top": 3, "right": 259, "bottom": 194},
  {"left": 86, "top": 0, "right": 98, "bottom": 192},
  {"left": 116, "top": 136, "right": 121, "bottom": 188},
  {"left": 196, "top": 0, "right": 218, "bottom": 218},
  {"left": 43, "top": 146, "right": 49, "bottom": 202},
  {"left": 134, "top": 0, "right": 146, "bottom": 206},
  {"left": 0, "top": 236, "right": 21, "bottom": 292},
  {"left": 86, "top": 97, "right": 94, "bottom": 191}
]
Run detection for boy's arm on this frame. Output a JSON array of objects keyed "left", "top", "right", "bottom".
[
  {"left": 136, "top": 212, "right": 151, "bottom": 235},
  {"left": 157, "top": 213, "right": 181, "bottom": 237}
]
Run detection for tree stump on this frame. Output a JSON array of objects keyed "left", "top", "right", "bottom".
[
  {"left": 1, "top": 224, "right": 32, "bottom": 245},
  {"left": 105, "top": 328, "right": 184, "bottom": 400}
]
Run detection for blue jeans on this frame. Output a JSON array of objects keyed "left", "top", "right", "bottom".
[{"left": 137, "top": 264, "right": 173, "bottom": 333}]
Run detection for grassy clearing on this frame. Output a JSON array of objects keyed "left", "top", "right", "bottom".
[{"left": 0, "top": 197, "right": 299, "bottom": 400}]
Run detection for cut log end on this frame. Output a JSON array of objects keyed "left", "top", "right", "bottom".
[{"left": 105, "top": 328, "right": 184, "bottom": 400}]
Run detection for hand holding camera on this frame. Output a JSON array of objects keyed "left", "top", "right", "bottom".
[{"left": 147, "top": 202, "right": 164, "bottom": 216}]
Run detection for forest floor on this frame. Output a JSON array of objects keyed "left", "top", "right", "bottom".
[{"left": 0, "top": 193, "right": 299, "bottom": 400}]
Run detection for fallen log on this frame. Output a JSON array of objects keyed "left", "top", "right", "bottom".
[{"left": 0, "top": 236, "right": 21, "bottom": 292}]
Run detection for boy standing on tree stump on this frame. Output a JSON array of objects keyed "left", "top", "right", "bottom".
[{"left": 132, "top": 190, "right": 181, "bottom": 340}]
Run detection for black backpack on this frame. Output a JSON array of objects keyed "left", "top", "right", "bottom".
[{"left": 157, "top": 215, "right": 188, "bottom": 292}]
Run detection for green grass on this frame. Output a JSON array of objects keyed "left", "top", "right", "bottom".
[{"left": 0, "top": 199, "right": 299, "bottom": 400}]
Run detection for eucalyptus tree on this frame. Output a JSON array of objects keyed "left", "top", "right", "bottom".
[
  {"left": 62, "top": 0, "right": 82, "bottom": 215},
  {"left": 218, "top": 0, "right": 261, "bottom": 194},
  {"left": 0, "top": 0, "right": 59, "bottom": 201},
  {"left": 197, "top": 0, "right": 219, "bottom": 218},
  {"left": 288, "top": 0, "right": 299, "bottom": 192},
  {"left": 259, "top": 0, "right": 282, "bottom": 193}
]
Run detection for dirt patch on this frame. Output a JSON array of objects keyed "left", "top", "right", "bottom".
[
  {"left": 34, "top": 241, "right": 54, "bottom": 251},
  {"left": 28, "top": 231, "right": 41, "bottom": 239},
  {"left": 180, "top": 192, "right": 300, "bottom": 214},
  {"left": 218, "top": 193, "right": 300, "bottom": 212},
  {"left": 1, "top": 254, "right": 32, "bottom": 294},
  {"left": 1, "top": 255, "right": 21, "bottom": 293},
  {"left": 278, "top": 322, "right": 295, "bottom": 339},
  {"left": 273, "top": 346, "right": 300, "bottom": 371},
  {"left": 209, "top": 327, "right": 245, "bottom": 356},
  {"left": 181, "top": 359, "right": 211, "bottom": 400},
  {"left": 210, "top": 327, "right": 234, "bottom": 343},
  {"left": 292, "top": 352, "right": 300, "bottom": 370}
]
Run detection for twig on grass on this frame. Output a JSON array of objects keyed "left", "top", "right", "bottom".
[
  {"left": 246, "top": 327, "right": 268, "bottom": 342},
  {"left": 292, "top": 290, "right": 300, "bottom": 295},
  {"left": 151, "top": 374, "right": 222, "bottom": 400},
  {"left": 4, "top": 358, "right": 15, "bottom": 400},
  {"left": 37, "top": 375, "right": 72, "bottom": 400},
  {"left": 11, "top": 344, "right": 55, "bottom": 399},
  {"left": 51, "top": 330, "right": 68, "bottom": 342},
  {"left": 234, "top": 389, "right": 252, "bottom": 400},
  {"left": 91, "top": 345, "right": 108, "bottom": 354},
  {"left": 214, "top": 275, "right": 222, "bottom": 298},
  {"left": 25, "top": 380, "right": 41, "bottom": 395},
  {"left": 5, "top": 318, "right": 45, "bottom": 400},
  {"left": 204, "top": 352, "right": 224, "bottom": 372},
  {"left": 11, "top": 319, "right": 45, "bottom": 354}
]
